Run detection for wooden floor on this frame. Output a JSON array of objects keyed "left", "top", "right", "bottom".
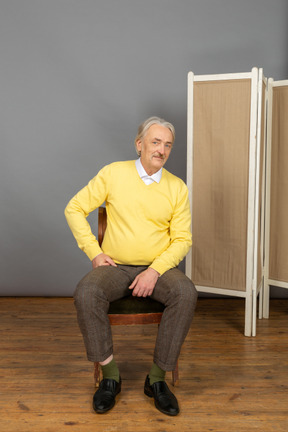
[{"left": 0, "top": 297, "right": 287, "bottom": 432}]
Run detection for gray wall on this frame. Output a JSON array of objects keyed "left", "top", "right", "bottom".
[{"left": 1, "top": 0, "right": 287, "bottom": 296}]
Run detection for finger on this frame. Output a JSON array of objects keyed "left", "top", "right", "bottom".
[
  {"left": 142, "top": 289, "right": 153, "bottom": 297},
  {"left": 129, "top": 283, "right": 136, "bottom": 290},
  {"left": 133, "top": 285, "right": 149, "bottom": 297},
  {"left": 136, "top": 290, "right": 149, "bottom": 297},
  {"left": 129, "top": 276, "right": 138, "bottom": 290},
  {"left": 105, "top": 257, "right": 117, "bottom": 267},
  {"left": 132, "top": 285, "right": 141, "bottom": 296}
]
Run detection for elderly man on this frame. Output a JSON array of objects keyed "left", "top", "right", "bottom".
[{"left": 65, "top": 116, "right": 197, "bottom": 416}]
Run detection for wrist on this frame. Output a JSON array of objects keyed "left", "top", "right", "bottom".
[
  {"left": 92, "top": 252, "right": 103, "bottom": 261},
  {"left": 148, "top": 267, "right": 160, "bottom": 278}
]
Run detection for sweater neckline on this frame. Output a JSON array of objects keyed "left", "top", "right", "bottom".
[{"left": 132, "top": 161, "right": 164, "bottom": 187}]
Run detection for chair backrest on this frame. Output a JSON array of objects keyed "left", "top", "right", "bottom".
[
  {"left": 98, "top": 207, "right": 107, "bottom": 247},
  {"left": 97, "top": 206, "right": 165, "bottom": 321}
]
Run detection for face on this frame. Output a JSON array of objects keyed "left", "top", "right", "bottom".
[{"left": 136, "top": 124, "right": 173, "bottom": 175}]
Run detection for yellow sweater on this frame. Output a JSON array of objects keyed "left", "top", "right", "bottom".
[{"left": 65, "top": 161, "right": 192, "bottom": 275}]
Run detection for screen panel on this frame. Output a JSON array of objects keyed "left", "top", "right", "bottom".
[
  {"left": 269, "top": 85, "right": 288, "bottom": 283},
  {"left": 191, "top": 79, "right": 251, "bottom": 291}
]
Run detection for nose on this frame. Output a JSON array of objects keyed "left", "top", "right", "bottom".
[{"left": 158, "top": 143, "right": 165, "bottom": 155}]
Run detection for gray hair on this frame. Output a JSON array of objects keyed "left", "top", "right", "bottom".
[{"left": 134, "top": 116, "right": 175, "bottom": 156}]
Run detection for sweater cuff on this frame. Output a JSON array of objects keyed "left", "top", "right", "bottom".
[
  {"left": 84, "top": 243, "right": 103, "bottom": 261},
  {"left": 149, "top": 262, "right": 169, "bottom": 277}
]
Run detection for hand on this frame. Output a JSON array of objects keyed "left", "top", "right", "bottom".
[
  {"left": 129, "top": 267, "right": 160, "bottom": 297},
  {"left": 92, "top": 253, "right": 117, "bottom": 269}
]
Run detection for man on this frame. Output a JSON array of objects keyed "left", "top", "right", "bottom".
[{"left": 65, "top": 116, "right": 197, "bottom": 416}]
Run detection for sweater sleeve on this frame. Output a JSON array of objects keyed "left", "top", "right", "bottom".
[
  {"left": 64, "top": 166, "right": 110, "bottom": 260},
  {"left": 149, "top": 183, "right": 192, "bottom": 275}
]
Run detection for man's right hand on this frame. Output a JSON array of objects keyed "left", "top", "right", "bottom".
[{"left": 92, "top": 253, "right": 117, "bottom": 268}]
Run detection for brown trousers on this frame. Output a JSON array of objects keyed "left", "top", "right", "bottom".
[{"left": 74, "top": 265, "right": 198, "bottom": 371}]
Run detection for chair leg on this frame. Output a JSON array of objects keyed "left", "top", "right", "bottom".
[
  {"left": 94, "top": 362, "right": 102, "bottom": 388},
  {"left": 172, "top": 360, "right": 179, "bottom": 386}
]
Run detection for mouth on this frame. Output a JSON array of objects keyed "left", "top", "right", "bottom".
[{"left": 152, "top": 154, "right": 164, "bottom": 160}]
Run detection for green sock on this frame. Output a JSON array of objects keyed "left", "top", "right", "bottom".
[
  {"left": 149, "top": 363, "right": 166, "bottom": 385},
  {"left": 101, "top": 358, "right": 120, "bottom": 383}
]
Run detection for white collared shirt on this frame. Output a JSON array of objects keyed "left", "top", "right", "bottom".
[{"left": 135, "top": 158, "right": 162, "bottom": 185}]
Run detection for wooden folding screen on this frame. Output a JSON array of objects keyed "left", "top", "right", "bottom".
[
  {"left": 186, "top": 68, "right": 267, "bottom": 336},
  {"left": 263, "top": 79, "right": 288, "bottom": 318}
]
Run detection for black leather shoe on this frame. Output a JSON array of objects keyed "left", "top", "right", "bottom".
[
  {"left": 93, "top": 377, "right": 121, "bottom": 413},
  {"left": 144, "top": 375, "right": 179, "bottom": 416}
]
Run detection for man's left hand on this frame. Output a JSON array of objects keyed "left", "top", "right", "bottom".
[{"left": 129, "top": 267, "right": 160, "bottom": 297}]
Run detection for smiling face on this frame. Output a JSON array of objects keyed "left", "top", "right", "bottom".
[{"left": 135, "top": 124, "right": 173, "bottom": 175}]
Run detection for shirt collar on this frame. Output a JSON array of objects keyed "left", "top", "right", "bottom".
[{"left": 135, "top": 158, "right": 162, "bottom": 184}]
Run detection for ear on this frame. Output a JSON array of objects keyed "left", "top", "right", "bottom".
[{"left": 135, "top": 139, "right": 142, "bottom": 154}]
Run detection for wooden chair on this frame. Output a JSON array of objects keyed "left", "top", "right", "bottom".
[{"left": 94, "top": 207, "right": 179, "bottom": 386}]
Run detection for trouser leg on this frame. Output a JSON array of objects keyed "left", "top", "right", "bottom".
[
  {"left": 73, "top": 265, "right": 146, "bottom": 362},
  {"left": 151, "top": 268, "right": 198, "bottom": 371}
]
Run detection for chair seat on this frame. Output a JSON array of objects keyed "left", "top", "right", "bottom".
[{"left": 108, "top": 296, "right": 165, "bottom": 314}]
